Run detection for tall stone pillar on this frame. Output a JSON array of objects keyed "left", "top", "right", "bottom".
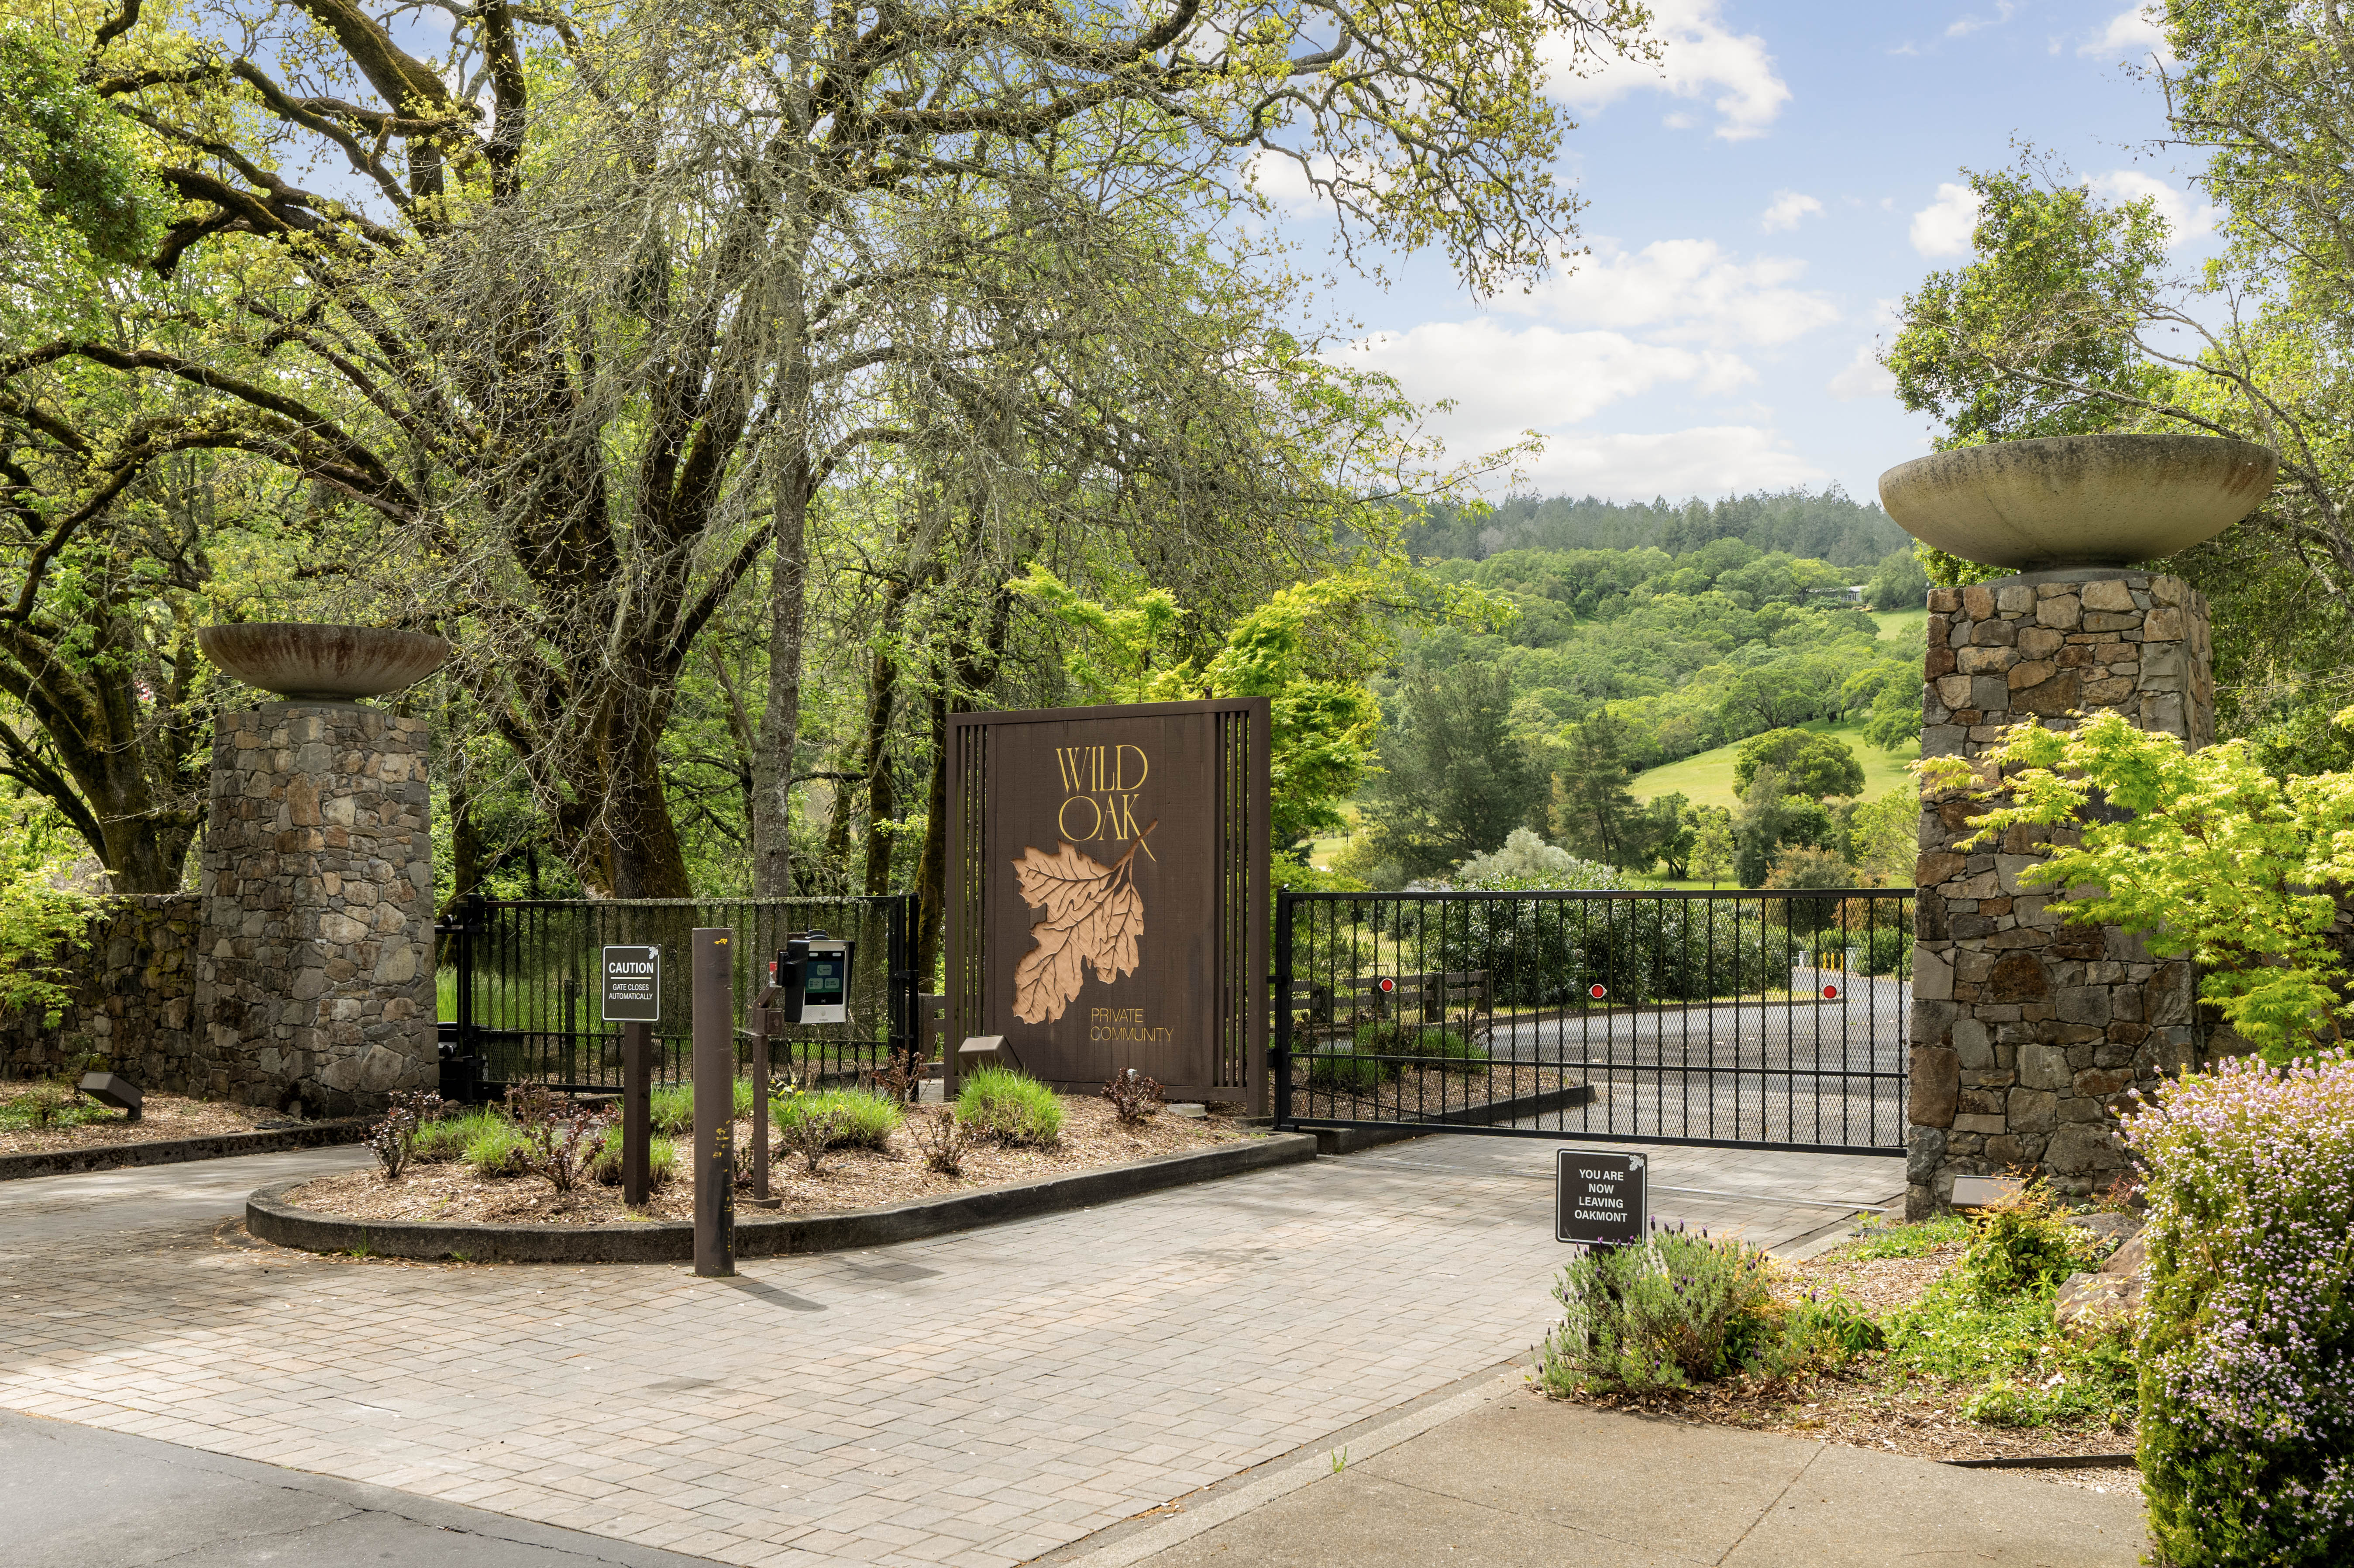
[
  {"left": 196, "top": 702, "right": 435, "bottom": 1116},
  {"left": 1906, "top": 571, "right": 2209, "bottom": 1217}
]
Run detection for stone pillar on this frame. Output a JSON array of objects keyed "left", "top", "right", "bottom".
[
  {"left": 1907, "top": 571, "right": 2209, "bottom": 1217},
  {"left": 196, "top": 703, "right": 435, "bottom": 1116}
]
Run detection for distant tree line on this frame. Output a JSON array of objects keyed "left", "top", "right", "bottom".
[{"left": 1401, "top": 486, "right": 1910, "bottom": 569}]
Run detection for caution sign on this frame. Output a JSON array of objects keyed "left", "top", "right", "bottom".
[
  {"left": 1555, "top": 1150, "right": 1647, "bottom": 1247},
  {"left": 601, "top": 944, "right": 661, "bottom": 1023}
]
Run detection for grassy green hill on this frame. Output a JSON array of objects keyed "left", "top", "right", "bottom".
[
  {"left": 1874, "top": 605, "right": 1929, "bottom": 648},
  {"left": 1627, "top": 605, "right": 1923, "bottom": 809},
  {"left": 1631, "top": 717, "right": 1917, "bottom": 810}
]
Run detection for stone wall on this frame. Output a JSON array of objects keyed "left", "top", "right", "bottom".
[
  {"left": 195, "top": 703, "right": 436, "bottom": 1116},
  {"left": 1907, "top": 571, "right": 2209, "bottom": 1218},
  {"left": 0, "top": 895, "right": 201, "bottom": 1086}
]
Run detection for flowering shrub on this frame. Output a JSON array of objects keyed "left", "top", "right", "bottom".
[
  {"left": 2128, "top": 1052, "right": 2354, "bottom": 1565},
  {"left": 1538, "top": 1225, "right": 1778, "bottom": 1393}
]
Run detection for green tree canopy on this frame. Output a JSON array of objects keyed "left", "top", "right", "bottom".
[
  {"left": 1732, "top": 729, "right": 1865, "bottom": 800},
  {"left": 1359, "top": 663, "right": 1545, "bottom": 880}
]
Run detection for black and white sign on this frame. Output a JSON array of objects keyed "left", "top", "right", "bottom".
[
  {"left": 1556, "top": 1150, "right": 1646, "bottom": 1246},
  {"left": 601, "top": 944, "right": 661, "bottom": 1023}
]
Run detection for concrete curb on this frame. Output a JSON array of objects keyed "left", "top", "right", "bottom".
[
  {"left": 245, "top": 1131, "right": 1322, "bottom": 1263},
  {"left": 0, "top": 1119, "right": 370, "bottom": 1182},
  {"left": 1294, "top": 1082, "right": 1600, "bottom": 1155}
]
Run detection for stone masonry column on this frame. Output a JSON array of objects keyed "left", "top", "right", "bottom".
[
  {"left": 1905, "top": 571, "right": 2209, "bottom": 1217},
  {"left": 195, "top": 703, "right": 435, "bottom": 1116}
]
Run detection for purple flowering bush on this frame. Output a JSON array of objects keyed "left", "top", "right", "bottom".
[{"left": 2129, "top": 1052, "right": 2354, "bottom": 1565}]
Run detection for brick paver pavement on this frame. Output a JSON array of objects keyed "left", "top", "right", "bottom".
[{"left": 0, "top": 1136, "right": 1900, "bottom": 1568}]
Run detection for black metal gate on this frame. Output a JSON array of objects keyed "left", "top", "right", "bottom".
[
  {"left": 1274, "top": 887, "right": 1912, "bottom": 1155},
  {"left": 437, "top": 895, "right": 917, "bottom": 1100}
]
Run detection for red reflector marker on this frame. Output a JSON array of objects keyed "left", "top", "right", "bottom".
[
  {"left": 1378, "top": 977, "right": 1396, "bottom": 994},
  {"left": 1588, "top": 983, "right": 1607, "bottom": 1000},
  {"left": 1822, "top": 983, "right": 1841, "bottom": 1000}
]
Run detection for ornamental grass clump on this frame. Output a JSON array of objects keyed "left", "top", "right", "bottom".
[
  {"left": 956, "top": 1066, "right": 1062, "bottom": 1146},
  {"left": 586, "top": 1125, "right": 677, "bottom": 1190},
  {"left": 775, "top": 1086, "right": 902, "bottom": 1151},
  {"left": 464, "top": 1116, "right": 534, "bottom": 1178},
  {"left": 413, "top": 1106, "right": 501, "bottom": 1163},
  {"left": 2128, "top": 1051, "right": 2354, "bottom": 1566}
]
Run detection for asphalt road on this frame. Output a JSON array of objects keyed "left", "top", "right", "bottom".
[
  {"left": 0, "top": 1410, "right": 722, "bottom": 1568},
  {"left": 1294, "top": 971, "right": 1912, "bottom": 1152}
]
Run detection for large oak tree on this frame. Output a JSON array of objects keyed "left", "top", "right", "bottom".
[{"left": 3, "top": 0, "right": 1648, "bottom": 894}]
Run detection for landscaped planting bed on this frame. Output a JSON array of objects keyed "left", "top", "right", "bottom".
[
  {"left": 1538, "top": 1193, "right": 2142, "bottom": 1467},
  {"left": 0, "top": 1083, "right": 301, "bottom": 1155},
  {"left": 285, "top": 1075, "right": 1247, "bottom": 1227}
]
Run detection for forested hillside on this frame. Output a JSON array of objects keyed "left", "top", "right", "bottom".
[
  {"left": 1396, "top": 510, "right": 1927, "bottom": 773},
  {"left": 1339, "top": 488, "right": 1931, "bottom": 888},
  {"left": 1403, "top": 487, "right": 1910, "bottom": 567}
]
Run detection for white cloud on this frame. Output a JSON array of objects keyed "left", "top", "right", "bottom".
[
  {"left": 2083, "top": 169, "right": 2215, "bottom": 245},
  {"left": 1549, "top": 0, "right": 1790, "bottom": 142},
  {"left": 1498, "top": 238, "right": 1841, "bottom": 349},
  {"left": 1760, "top": 190, "right": 1823, "bottom": 232},
  {"left": 1910, "top": 182, "right": 1982, "bottom": 257},
  {"left": 1523, "top": 427, "right": 1828, "bottom": 498},
  {"left": 1945, "top": 1, "right": 2018, "bottom": 39},
  {"left": 1829, "top": 340, "right": 1897, "bottom": 402},
  {"left": 1348, "top": 320, "right": 1730, "bottom": 433},
  {"left": 2080, "top": 5, "right": 2172, "bottom": 62}
]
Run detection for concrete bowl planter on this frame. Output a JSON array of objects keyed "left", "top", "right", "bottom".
[
  {"left": 197, "top": 623, "right": 450, "bottom": 702},
  {"left": 1878, "top": 433, "right": 2276, "bottom": 570}
]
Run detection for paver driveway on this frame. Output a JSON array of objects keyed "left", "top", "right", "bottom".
[{"left": 0, "top": 1136, "right": 1900, "bottom": 1568}]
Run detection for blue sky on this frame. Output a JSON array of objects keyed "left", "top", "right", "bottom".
[{"left": 1276, "top": 1, "right": 2206, "bottom": 505}]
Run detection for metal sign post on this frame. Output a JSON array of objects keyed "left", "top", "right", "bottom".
[
  {"left": 691, "top": 928, "right": 735, "bottom": 1277},
  {"left": 1555, "top": 1150, "right": 1647, "bottom": 1247},
  {"left": 746, "top": 982, "right": 783, "bottom": 1210},
  {"left": 601, "top": 945, "right": 660, "bottom": 1207}
]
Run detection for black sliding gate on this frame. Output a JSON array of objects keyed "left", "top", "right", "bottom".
[
  {"left": 437, "top": 894, "right": 918, "bottom": 1100},
  {"left": 1274, "top": 887, "right": 1912, "bottom": 1155}
]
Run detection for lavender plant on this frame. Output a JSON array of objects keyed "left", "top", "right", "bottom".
[
  {"left": 2129, "top": 1052, "right": 2354, "bottom": 1565},
  {"left": 1538, "top": 1224, "right": 1778, "bottom": 1393}
]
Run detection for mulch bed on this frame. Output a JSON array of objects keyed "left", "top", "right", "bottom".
[
  {"left": 284, "top": 1096, "right": 1247, "bottom": 1226},
  {"left": 0, "top": 1088, "right": 300, "bottom": 1156},
  {"left": 1545, "top": 1237, "right": 2140, "bottom": 1467}
]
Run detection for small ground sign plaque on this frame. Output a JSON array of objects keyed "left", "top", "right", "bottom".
[
  {"left": 1556, "top": 1150, "right": 1646, "bottom": 1246},
  {"left": 601, "top": 945, "right": 661, "bottom": 1023}
]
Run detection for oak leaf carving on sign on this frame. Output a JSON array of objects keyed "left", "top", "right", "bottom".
[{"left": 1010, "top": 822, "right": 1156, "bottom": 1025}]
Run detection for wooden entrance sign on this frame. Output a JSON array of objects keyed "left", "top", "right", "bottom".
[{"left": 946, "top": 698, "right": 1270, "bottom": 1113}]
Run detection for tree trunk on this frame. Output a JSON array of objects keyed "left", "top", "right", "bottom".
[
  {"left": 608, "top": 692, "right": 694, "bottom": 898},
  {"left": 913, "top": 566, "right": 1019, "bottom": 983},
  {"left": 859, "top": 581, "right": 913, "bottom": 897},
  {"left": 0, "top": 622, "right": 201, "bottom": 894},
  {"left": 752, "top": 456, "right": 813, "bottom": 897},
  {"left": 912, "top": 680, "right": 950, "bottom": 986}
]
